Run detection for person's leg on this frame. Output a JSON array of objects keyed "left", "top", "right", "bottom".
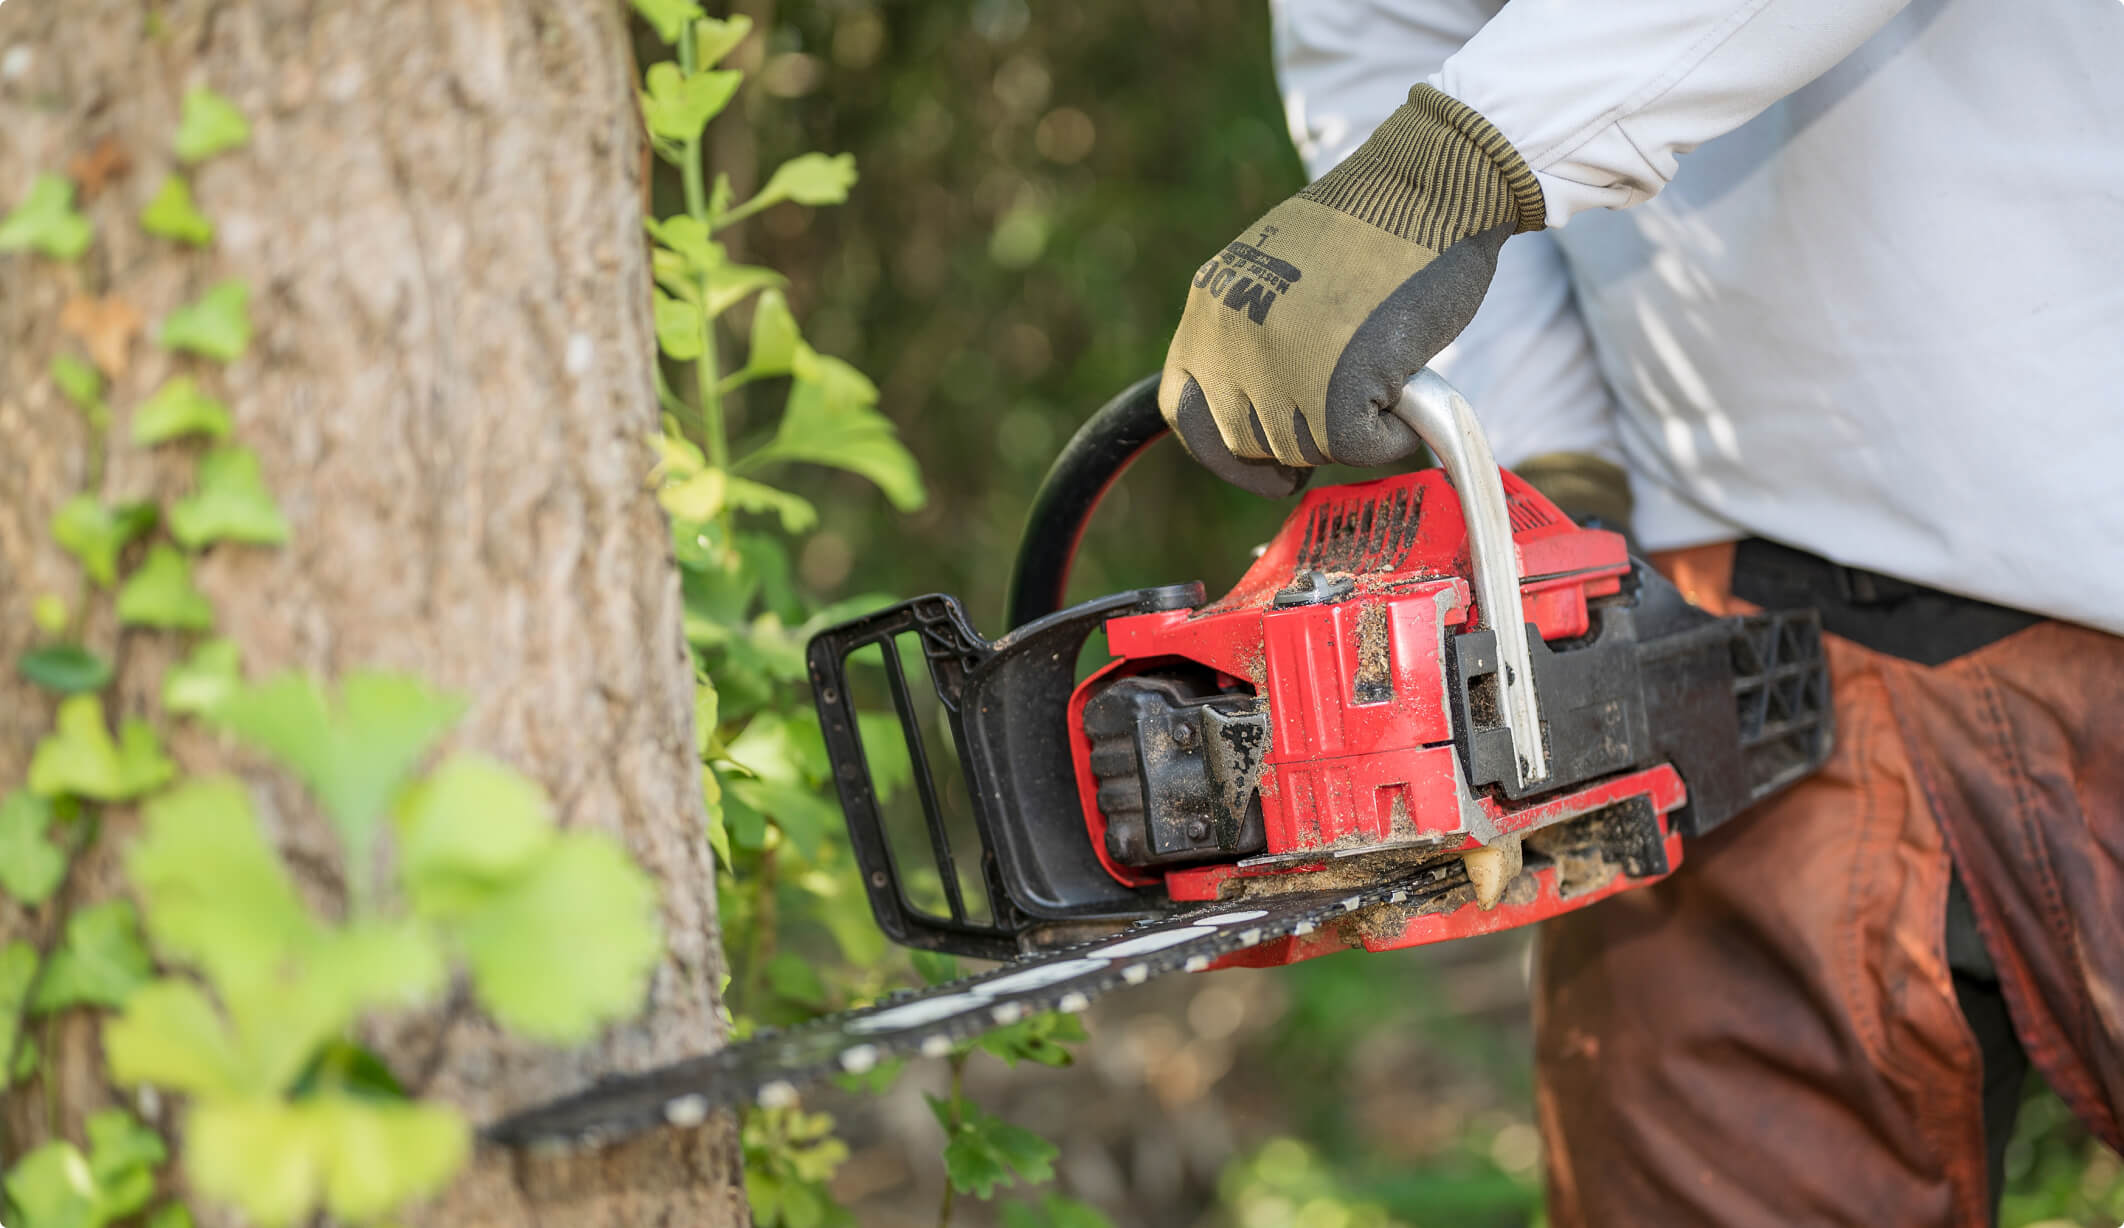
[{"left": 1535, "top": 560, "right": 1993, "bottom": 1227}]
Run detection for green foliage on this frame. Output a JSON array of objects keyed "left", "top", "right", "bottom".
[
  {"left": 743, "top": 1106, "right": 853, "bottom": 1228},
  {"left": 0, "top": 792, "right": 68, "bottom": 904},
  {"left": 18, "top": 645, "right": 114, "bottom": 696},
  {"left": 928, "top": 1093, "right": 1059, "bottom": 1199},
  {"left": 158, "top": 281, "right": 253, "bottom": 362},
  {"left": 977, "top": 1010, "right": 1087, "bottom": 1069},
  {"left": 215, "top": 671, "right": 463, "bottom": 868},
  {"left": 50, "top": 496, "right": 156, "bottom": 587},
  {"left": 132, "top": 376, "right": 233, "bottom": 444},
  {"left": 32, "top": 900, "right": 151, "bottom": 1012},
  {"left": 51, "top": 354, "right": 105, "bottom": 416},
  {"left": 185, "top": 1096, "right": 465, "bottom": 1227},
  {"left": 139, "top": 176, "right": 215, "bottom": 246},
  {"left": 0, "top": 941, "right": 36, "bottom": 1087},
  {"left": 161, "top": 638, "right": 241, "bottom": 717},
  {"left": 632, "top": 0, "right": 703, "bottom": 45},
  {"left": 32, "top": 595, "right": 71, "bottom": 636},
  {"left": 115, "top": 544, "right": 216, "bottom": 630},
  {"left": 2000, "top": 1082, "right": 2124, "bottom": 1227},
  {"left": 4, "top": 1110, "right": 166, "bottom": 1228},
  {"left": 172, "top": 85, "right": 250, "bottom": 164},
  {"left": 642, "top": 62, "right": 742, "bottom": 145},
  {"left": 27, "top": 695, "right": 175, "bottom": 802},
  {"left": 167, "top": 445, "right": 286, "bottom": 545},
  {"left": 0, "top": 172, "right": 93, "bottom": 261}
]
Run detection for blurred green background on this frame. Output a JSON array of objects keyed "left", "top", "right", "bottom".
[{"left": 684, "top": 1, "right": 2124, "bottom": 1224}]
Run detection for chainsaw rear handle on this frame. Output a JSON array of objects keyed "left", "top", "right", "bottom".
[{"left": 1005, "top": 370, "right": 1550, "bottom": 788}]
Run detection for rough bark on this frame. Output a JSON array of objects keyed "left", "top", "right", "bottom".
[{"left": 0, "top": 0, "right": 745, "bottom": 1222}]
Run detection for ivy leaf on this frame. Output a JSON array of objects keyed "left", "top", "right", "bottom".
[
  {"left": 186, "top": 1095, "right": 468, "bottom": 1227},
  {"left": 126, "top": 778, "right": 317, "bottom": 1003},
  {"left": 172, "top": 85, "right": 250, "bottom": 164},
  {"left": 0, "top": 172, "right": 94, "bottom": 260},
  {"left": 168, "top": 445, "right": 287, "bottom": 547},
  {"left": 641, "top": 62, "right": 742, "bottom": 144},
  {"left": 446, "top": 834, "right": 662, "bottom": 1043},
  {"left": 34, "top": 898, "right": 152, "bottom": 1012},
  {"left": 653, "top": 288, "right": 703, "bottom": 360},
  {"left": 694, "top": 14, "right": 754, "bottom": 66},
  {"left": 214, "top": 671, "right": 464, "bottom": 859},
  {"left": 132, "top": 375, "right": 233, "bottom": 445},
  {"left": 85, "top": 1108, "right": 167, "bottom": 1220},
  {"left": 5, "top": 1142, "right": 104, "bottom": 1228},
  {"left": 746, "top": 153, "right": 858, "bottom": 213},
  {"left": 0, "top": 942, "right": 36, "bottom": 1088},
  {"left": 742, "top": 289, "right": 800, "bottom": 378},
  {"left": 18, "top": 644, "right": 113, "bottom": 695},
  {"left": 704, "top": 263, "right": 785, "bottom": 319},
  {"left": 52, "top": 353, "right": 105, "bottom": 413},
  {"left": 927, "top": 1097, "right": 1058, "bottom": 1199},
  {"left": 393, "top": 754, "right": 554, "bottom": 913},
  {"left": 163, "top": 638, "right": 241, "bottom": 717},
  {"left": 28, "top": 695, "right": 176, "bottom": 801},
  {"left": 0, "top": 791, "right": 68, "bottom": 903},
  {"left": 158, "top": 280, "right": 252, "bottom": 362},
  {"left": 630, "top": 0, "right": 701, "bottom": 45},
  {"left": 745, "top": 355, "right": 926, "bottom": 512},
  {"left": 105, "top": 978, "right": 251, "bottom": 1098},
  {"left": 116, "top": 544, "right": 216, "bottom": 630},
  {"left": 51, "top": 495, "right": 158, "bottom": 587},
  {"left": 139, "top": 175, "right": 215, "bottom": 245}
]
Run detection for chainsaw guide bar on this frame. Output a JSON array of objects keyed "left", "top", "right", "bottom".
[{"left": 483, "top": 861, "right": 1463, "bottom": 1146}]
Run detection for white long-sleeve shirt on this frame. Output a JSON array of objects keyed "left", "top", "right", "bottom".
[{"left": 1275, "top": 0, "right": 2124, "bottom": 634}]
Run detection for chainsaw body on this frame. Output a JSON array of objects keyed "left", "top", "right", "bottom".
[{"left": 809, "top": 374, "right": 1833, "bottom": 964}]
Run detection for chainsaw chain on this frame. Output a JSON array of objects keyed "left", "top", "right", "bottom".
[{"left": 483, "top": 860, "right": 1467, "bottom": 1147}]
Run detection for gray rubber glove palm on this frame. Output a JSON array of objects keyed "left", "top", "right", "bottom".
[{"left": 1159, "top": 85, "right": 1545, "bottom": 496}]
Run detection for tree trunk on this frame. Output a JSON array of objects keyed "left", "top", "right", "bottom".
[{"left": 0, "top": 0, "right": 746, "bottom": 1222}]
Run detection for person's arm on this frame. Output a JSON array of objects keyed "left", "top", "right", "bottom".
[
  {"left": 1275, "top": 0, "right": 1631, "bottom": 526},
  {"left": 1435, "top": 0, "right": 1910, "bottom": 224}
]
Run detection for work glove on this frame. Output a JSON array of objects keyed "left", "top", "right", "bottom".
[{"left": 1160, "top": 85, "right": 1545, "bottom": 496}]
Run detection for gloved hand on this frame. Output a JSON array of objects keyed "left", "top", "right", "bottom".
[{"left": 1159, "top": 85, "right": 1545, "bottom": 496}]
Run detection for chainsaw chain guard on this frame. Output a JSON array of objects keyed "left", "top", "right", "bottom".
[{"left": 484, "top": 863, "right": 1458, "bottom": 1147}]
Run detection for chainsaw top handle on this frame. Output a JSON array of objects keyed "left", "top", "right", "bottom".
[{"left": 1004, "top": 369, "right": 1551, "bottom": 789}]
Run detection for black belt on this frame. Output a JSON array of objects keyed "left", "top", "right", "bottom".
[{"left": 1728, "top": 539, "right": 2043, "bottom": 667}]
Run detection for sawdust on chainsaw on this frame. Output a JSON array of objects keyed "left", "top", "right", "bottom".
[{"left": 1354, "top": 600, "right": 1393, "bottom": 702}]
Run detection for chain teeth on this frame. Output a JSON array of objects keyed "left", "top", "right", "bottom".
[{"left": 482, "top": 868, "right": 1451, "bottom": 1148}]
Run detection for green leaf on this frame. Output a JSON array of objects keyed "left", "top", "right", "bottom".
[
  {"left": 641, "top": 62, "right": 742, "bottom": 144},
  {"left": 115, "top": 544, "right": 216, "bottom": 630},
  {"left": 928, "top": 1096, "right": 1058, "bottom": 1199},
  {"left": 132, "top": 375, "right": 233, "bottom": 444},
  {"left": 0, "top": 172, "right": 93, "bottom": 260},
  {"left": 147, "top": 1202, "right": 194, "bottom": 1228},
  {"left": 0, "top": 791, "right": 68, "bottom": 903},
  {"left": 172, "top": 85, "right": 250, "bottom": 164},
  {"left": 139, "top": 175, "right": 215, "bottom": 245},
  {"left": 27, "top": 695, "right": 176, "bottom": 801},
  {"left": 705, "top": 263, "right": 786, "bottom": 319},
  {"left": 168, "top": 445, "right": 286, "bottom": 546},
  {"left": 736, "top": 153, "right": 858, "bottom": 220},
  {"left": 158, "top": 280, "right": 252, "bottom": 362},
  {"left": 52, "top": 353, "right": 104, "bottom": 412},
  {"left": 702, "top": 763, "right": 731, "bottom": 868},
  {"left": 909, "top": 949, "right": 959, "bottom": 987},
  {"left": 18, "top": 644, "right": 113, "bottom": 695},
  {"left": 694, "top": 14, "right": 754, "bottom": 65},
  {"left": 977, "top": 1010, "right": 1086, "bottom": 1069},
  {"left": 744, "top": 354, "right": 926, "bottom": 511},
  {"left": 215, "top": 671, "right": 464, "bottom": 859},
  {"left": 105, "top": 978, "right": 250, "bottom": 1098},
  {"left": 765, "top": 953, "right": 827, "bottom": 1008},
  {"left": 33, "top": 593, "right": 70, "bottom": 635},
  {"left": 393, "top": 754, "right": 554, "bottom": 913},
  {"left": 647, "top": 214, "right": 721, "bottom": 275},
  {"left": 34, "top": 899, "right": 152, "bottom": 1012},
  {"left": 6, "top": 1141, "right": 103, "bottom": 1228},
  {"left": 653, "top": 288, "right": 703, "bottom": 360},
  {"left": 445, "top": 831, "right": 661, "bottom": 1043},
  {"left": 187, "top": 1095, "right": 468, "bottom": 1227},
  {"left": 742, "top": 289, "right": 800, "bottom": 378},
  {"left": 630, "top": 0, "right": 701, "bottom": 44},
  {"left": 162, "top": 638, "right": 240, "bottom": 717},
  {"left": 51, "top": 496, "right": 157, "bottom": 587},
  {"left": 86, "top": 1108, "right": 167, "bottom": 1220}
]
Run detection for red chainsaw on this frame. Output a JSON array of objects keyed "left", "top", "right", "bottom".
[{"left": 487, "top": 371, "right": 1831, "bottom": 1146}]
